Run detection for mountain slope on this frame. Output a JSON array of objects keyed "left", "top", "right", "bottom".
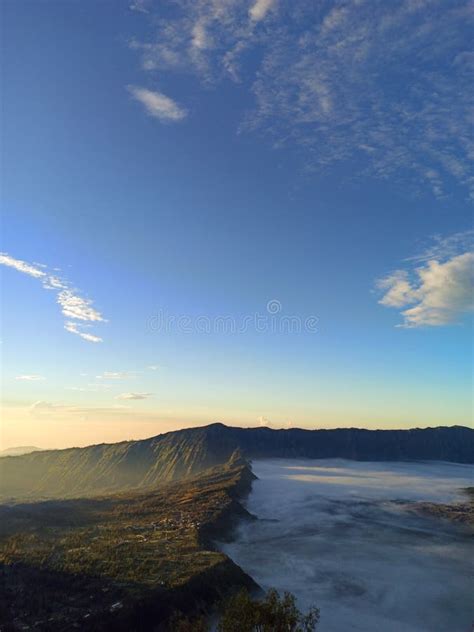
[
  {"left": 0, "top": 425, "right": 235, "bottom": 500},
  {"left": 0, "top": 453, "right": 258, "bottom": 630},
  {"left": 0, "top": 423, "right": 472, "bottom": 501}
]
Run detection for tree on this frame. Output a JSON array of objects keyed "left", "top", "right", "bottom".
[
  {"left": 167, "top": 612, "right": 208, "bottom": 632},
  {"left": 217, "top": 589, "right": 320, "bottom": 632}
]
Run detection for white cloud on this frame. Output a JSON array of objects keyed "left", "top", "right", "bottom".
[
  {"left": 128, "top": 2, "right": 257, "bottom": 81},
  {"left": 192, "top": 20, "right": 210, "bottom": 50},
  {"left": 148, "top": 365, "right": 160, "bottom": 371},
  {"left": 66, "top": 384, "right": 111, "bottom": 392},
  {"left": 257, "top": 415, "right": 271, "bottom": 426},
  {"left": 15, "top": 375, "right": 45, "bottom": 381},
  {"left": 377, "top": 237, "right": 474, "bottom": 327},
  {"left": 58, "top": 291, "right": 104, "bottom": 322},
  {"left": 64, "top": 322, "right": 103, "bottom": 343},
  {"left": 96, "top": 371, "right": 136, "bottom": 380},
  {"left": 128, "top": 86, "right": 187, "bottom": 121},
  {"left": 249, "top": 0, "right": 276, "bottom": 22},
  {"left": 43, "top": 275, "right": 67, "bottom": 290},
  {"left": 0, "top": 254, "right": 47, "bottom": 279},
  {"left": 128, "top": 0, "right": 474, "bottom": 199},
  {"left": 116, "top": 392, "right": 153, "bottom": 400},
  {"left": 0, "top": 252, "right": 105, "bottom": 343},
  {"left": 378, "top": 271, "right": 417, "bottom": 309}
]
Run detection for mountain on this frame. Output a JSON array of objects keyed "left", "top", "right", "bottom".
[
  {"left": 0, "top": 446, "right": 43, "bottom": 457},
  {"left": 0, "top": 423, "right": 472, "bottom": 501}
]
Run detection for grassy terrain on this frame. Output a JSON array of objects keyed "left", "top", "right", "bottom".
[{"left": 0, "top": 453, "right": 257, "bottom": 631}]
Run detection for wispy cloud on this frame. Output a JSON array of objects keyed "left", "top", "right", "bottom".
[
  {"left": 96, "top": 371, "right": 137, "bottom": 380},
  {"left": 0, "top": 253, "right": 105, "bottom": 342},
  {"left": 129, "top": 0, "right": 150, "bottom": 14},
  {"left": 15, "top": 375, "right": 45, "bottom": 381},
  {"left": 29, "top": 400, "right": 57, "bottom": 414},
  {"left": 58, "top": 291, "right": 103, "bottom": 322},
  {"left": 29, "top": 401, "right": 132, "bottom": 417},
  {"left": 0, "top": 254, "right": 47, "bottom": 279},
  {"left": 249, "top": 0, "right": 276, "bottom": 22},
  {"left": 66, "top": 384, "right": 111, "bottom": 392},
  {"left": 127, "top": 85, "right": 187, "bottom": 121},
  {"left": 116, "top": 392, "right": 153, "bottom": 400},
  {"left": 64, "top": 322, "right": 103, "bottom": 343},
  {"left": 406, "top": 230, "right": 474, "bottom": 264},
  {"left": 129, "top": 0, "right": 474, "bottom": 199},
  {"left": 377, "top": 232, "right": 474, "bottom": 327}
]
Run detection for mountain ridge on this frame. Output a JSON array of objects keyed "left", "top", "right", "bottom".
[
  {"left": 1, "top": 423, "right": 472, "bottom": 501},
  {"left": 0, "top": 446, "right": 43, "bottom": 458}
]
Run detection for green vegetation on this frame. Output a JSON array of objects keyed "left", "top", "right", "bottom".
[
  {"left": 217, "top": 589, "right": 320, "bottom": 632},
  {"left": 0, "top": 454, "right": 257, "bottom": 630},
  {"left": 172, "top": 589, "right": 320, "bottom": 632}
]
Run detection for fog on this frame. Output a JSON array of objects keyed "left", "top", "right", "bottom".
[{"left": 221, "top": 460, "right": 474, "bottom": 632}]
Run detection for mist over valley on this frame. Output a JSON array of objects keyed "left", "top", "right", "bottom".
[{"left": 222, "top": 459, "right": 474, "bottom": 632}]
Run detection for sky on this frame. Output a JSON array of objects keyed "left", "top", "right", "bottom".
[{"left": 0, "top": 0, "right": 473, "bottom": 449}]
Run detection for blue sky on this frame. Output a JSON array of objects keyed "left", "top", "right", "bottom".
[{"left": 1, "top": 0, "right": 473, "bottom": 448}]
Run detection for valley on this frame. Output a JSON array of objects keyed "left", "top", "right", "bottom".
[
  {"left": 222, "top": 459, "right": 474, "bottom": 632},
  {"left": 1, "top": 424, "right": 473, "bottom": 631},
  {"left": 1, "top": 423, "right": 472, "bottom": 502}
]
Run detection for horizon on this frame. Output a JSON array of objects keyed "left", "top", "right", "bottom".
[
  {"left": 1, "top": 420, "right": 472, "bottom": 453},
  {"left": 1, "top": 0, "right": 473, "bottom": 451}
]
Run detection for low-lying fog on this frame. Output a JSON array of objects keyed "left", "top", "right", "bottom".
[{"left": 221, "top": 460, "right": 474, "bottom": 632}]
